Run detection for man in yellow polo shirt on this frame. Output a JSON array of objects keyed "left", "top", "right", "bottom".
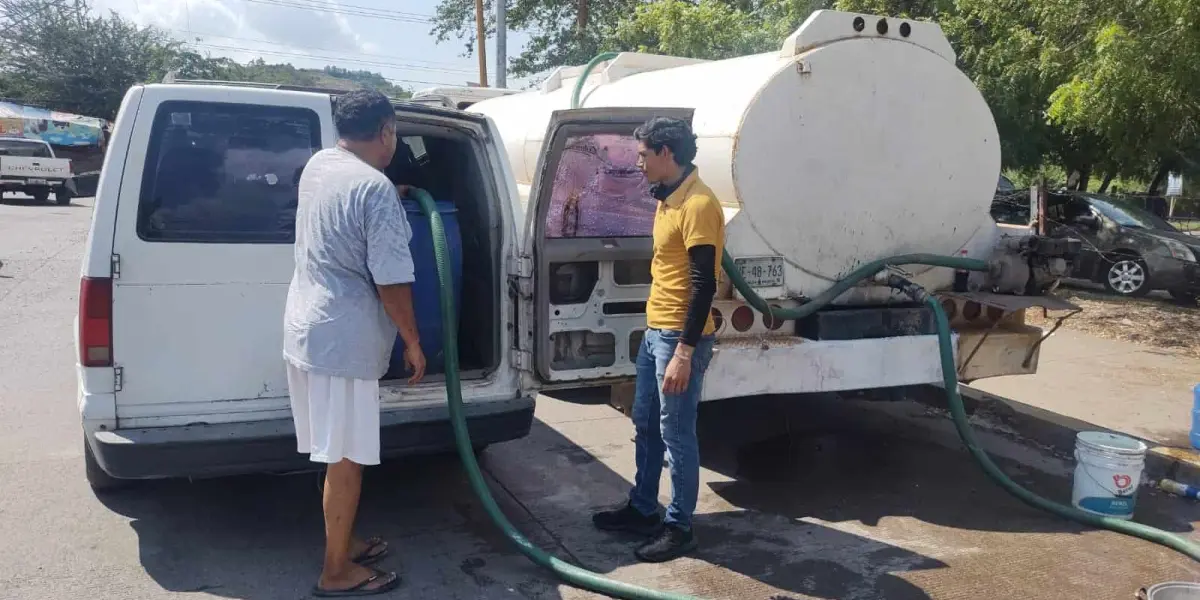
[{"left": 593, "top": 117, "right": 724, "bottom": 562}]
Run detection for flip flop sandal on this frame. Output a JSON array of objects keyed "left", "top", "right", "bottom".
[
  {"left": 312, "top": 567, "right": 400, "bottom": 597},
  {"left": 352, "top": 537, "right": 388, "bottom": 566}
]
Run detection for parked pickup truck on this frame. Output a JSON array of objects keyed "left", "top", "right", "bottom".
[{"left": 0, "top": 137, "right": 76, "bottom": 205}]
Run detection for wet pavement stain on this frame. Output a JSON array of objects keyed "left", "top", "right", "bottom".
[{"left": 459, "top": 556, "right": 498, "bottom": 587}]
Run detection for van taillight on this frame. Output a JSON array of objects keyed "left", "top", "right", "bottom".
[{"left": 79, "top": 277, "right": 112, "bottom": 367}]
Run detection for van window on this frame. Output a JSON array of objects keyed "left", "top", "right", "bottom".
[
  {"left": 545, "top": 133, "right": 656, "bottom": 239},
  {"left": 137, "top": 101, "right": 321, "bottom": 243}
]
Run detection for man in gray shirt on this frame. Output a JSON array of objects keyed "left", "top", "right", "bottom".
[{"left": 284, "top": 89, "right": 423, "bottom": 597}]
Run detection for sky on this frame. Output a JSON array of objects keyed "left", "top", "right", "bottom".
[{"left": 89, "top": 0, "right": 532, "bottom": 91}]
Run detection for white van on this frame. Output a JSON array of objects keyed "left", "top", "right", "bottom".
[{"left": 77, "top": 83, "right": 660, "bottom": 491}]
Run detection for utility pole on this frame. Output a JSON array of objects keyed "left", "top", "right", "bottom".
[
  {"left": 474, "top": 0, "right": 489, "bottom": 87},
  {"left": 496, "top": 0, "right": 507, "bottom": 88},
  {"left": 577, "top": 0, "right": 589, "bottom": 32}
]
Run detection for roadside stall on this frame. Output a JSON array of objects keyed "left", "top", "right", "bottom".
[{"left": 0, "top": 101, "right": 110, "bottom": 196}]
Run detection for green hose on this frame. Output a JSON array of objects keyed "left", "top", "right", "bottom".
[
  {"left": 721, "top": 252, "right": 988, "bottom": 321},
  {"left": 570, "top": 52, "right": 619, "bottom": 111},
  {"left": 923, "top": 293, "right": 1200, "bottom": 561},
  {"left": 411, "top": 51, "right": 1198, "bottom": 600},
  {"left": 569, "top": 50, "right": 1200, "bottom": 563},
  {"left": 410, "top": 188, "right": 702, "bottom": 600}
]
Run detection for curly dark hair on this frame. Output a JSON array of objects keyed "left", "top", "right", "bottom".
[
  {"left": 634, "top": 117, "right": 697, "bottom": 166},
  {"left": 333, "top": 89, "right": 395, "bottom": 141}
]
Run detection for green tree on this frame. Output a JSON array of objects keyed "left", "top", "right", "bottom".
[
  {"left": 430, "top": 0, "right": 820, "bottom": 75},
  {"left": 609, "top": 0, "right": 774, "bottom": 59},
  {"left": 0, "top": 0, "right": 411, "bottom": 120},
  {"left": 0, "top": 0, "right": 176, "bottom": 119},
  {"left": 1044, "top": 0, "right": 1200, "bottom": 194},
  {"left": 322, "top": 66, "right": 411, "bottom": 98},
  {"left": 432, "top": 0, "right": 641, "bottom": 76}
]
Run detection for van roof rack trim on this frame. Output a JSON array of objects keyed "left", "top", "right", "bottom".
[{"left": 159, "top": 78, "right": 407, "bottom": 99}]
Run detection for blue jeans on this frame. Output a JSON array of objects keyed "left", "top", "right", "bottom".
[{"left": 629, "top": 328, "right": 715, "bottom": 531}]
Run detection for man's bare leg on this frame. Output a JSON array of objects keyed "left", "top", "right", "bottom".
[{"left": 317, "top": 459, "right": 392, "bottom": 591}]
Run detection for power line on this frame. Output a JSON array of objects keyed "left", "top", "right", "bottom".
[
  {"left": 252, "top": 0, "right": 432, "bottom": 19},
  {"left": 187, "top": 42, "right": 474, "bottom": 75},
  {"left": 171, "top": 28, "right": 473, "bottom": 70},
  {"left": 239, "top": 0, "right": 432, "bottom": 24},
  {"left": 301, "top": 0, "right": 431, "bottom": 19},
  {"left": 184, "top": 42, "right": 468, "bottom": 86}
]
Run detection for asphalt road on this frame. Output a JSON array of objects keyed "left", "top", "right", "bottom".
[{"left": 2, "top": 194, "right": 1199, "bottom": 600}]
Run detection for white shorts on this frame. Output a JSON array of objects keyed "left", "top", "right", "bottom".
[{"left": 286, "top": 363, "right": 381, "bottom": 466}]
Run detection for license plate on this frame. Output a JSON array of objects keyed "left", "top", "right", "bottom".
[
  {"left": 735, "top": 256, "right": 785, "bottom": 288},
  {"left": 26, "top": 178, "right": 47, "bottom": 185}
]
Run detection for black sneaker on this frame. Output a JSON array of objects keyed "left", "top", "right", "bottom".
[
  {"left": 592, "top": 502, "right": 662, "bottom": 536},
  {"left": 634, "top": 523, "right": 697, "bottom": 563}
]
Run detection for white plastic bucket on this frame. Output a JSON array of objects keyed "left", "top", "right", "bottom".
[{"left": 1071, "top": 431, "right": 1148, "bottom": 520}]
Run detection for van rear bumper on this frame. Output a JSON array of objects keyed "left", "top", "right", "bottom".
[{"left": 88, "top": 396, "right": 534, "bottom": 480}]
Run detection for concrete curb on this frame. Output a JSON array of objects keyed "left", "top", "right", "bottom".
[{"left": 954, "top": 385, "right": 1200, "bottom": 486}]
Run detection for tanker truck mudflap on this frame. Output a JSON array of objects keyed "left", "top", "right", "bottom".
[{"left": 513, "top": 106, "right": 694, "bottom": 392}]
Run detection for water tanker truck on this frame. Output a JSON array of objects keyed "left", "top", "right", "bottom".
[{"left": 422, "top": 9, "right": 1079, "bottom": 402}]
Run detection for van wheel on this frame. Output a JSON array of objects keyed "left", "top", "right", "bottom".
[
  {"left": 84, "top": 435, "right": 129, "bottom": 493},
  {"left": 56, "top": 189, "right": 73, "bottom": 205},
  {"left": 31, "top": 190, "right": 49, "bottom": 203}
]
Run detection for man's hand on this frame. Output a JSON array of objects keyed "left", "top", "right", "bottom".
[
  {"left": 662, "top": 352, "right": 692, "bottom": 395},
  {"left": 377, "top": 283, "right": 423, "bottom": 383},
  {"left": 403, "top": 343, "right": 426, "bottom": 384}
]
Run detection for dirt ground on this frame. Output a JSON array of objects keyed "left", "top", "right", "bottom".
[{"left": 1027, "top": 285, "right": 1200, "bottom": 357}]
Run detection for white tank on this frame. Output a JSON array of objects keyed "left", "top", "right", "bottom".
[{"left": 470, "top": 10, "right": 1002, "bottom": 301}]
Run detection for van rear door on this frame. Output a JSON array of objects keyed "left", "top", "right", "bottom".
[
  {"left": 518, "top": 107, "right": 694, "bottom": 389},
  {"left": 109, "top": 85, "right": 335, "bottom": 426}
]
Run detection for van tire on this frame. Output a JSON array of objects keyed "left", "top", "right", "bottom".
[{"left": 84, "top": 435, "right": 129, "bottom": 493}]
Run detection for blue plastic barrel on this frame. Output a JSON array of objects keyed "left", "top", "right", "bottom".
[
  {"left": 1191, "top": 384, "right": 1200, "bottom": 450},
  {"left": 386, "top": 198, "right": 462, "bottom": 379}
]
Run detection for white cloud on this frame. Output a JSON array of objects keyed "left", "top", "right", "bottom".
[
  {"left": 240, "top": 0, "right": 365, "bottom": 53},
  {"left": 93, "top": 0, "right": 365, "bottom": 53}
]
